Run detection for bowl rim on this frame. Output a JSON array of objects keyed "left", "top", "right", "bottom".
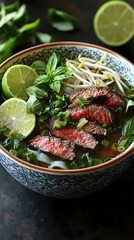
[{"left": 0, "top": 41, "right": 134, "bottom": 174}]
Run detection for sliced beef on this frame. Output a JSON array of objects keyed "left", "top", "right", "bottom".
[
  {"left": 69, "top": 86, "right": 126, "bottom": 109},
  {"left": 68, "top": 103, "right": 115, "bottom": 126},
  {"left": 29, "top": 135, "right": 75, "bottom": 160},
  {"left": 50, "top": 117, "right": 98, "bottom": 150},
  {"left": 76, "top": 121, "right": 107, "bottom": 136}
]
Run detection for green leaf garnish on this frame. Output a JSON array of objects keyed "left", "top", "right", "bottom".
[{"left": 48, "top": 8, "right": 79, "bottom": 31}]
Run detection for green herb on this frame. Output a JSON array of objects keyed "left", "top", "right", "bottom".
[
  {"left": 0, "top": 127, "right": 9, "bottom": 133},
  {"left": 0, "top": 131, "right": 38, "bottom": 164},
  {"left": 0, "top": 1, "right": 53, "bottom": 63},
  {"left": 74, "top": 94, "right": 93, "bottom": 106},
  {"left": 48, "top": 8, "right": 79, "bottom": 31},
  {"left": 100, "top": 139, "right": 110, "bottom": 147},
  {"left": 27, "top": 86, "right": 48, "bottom": 99},
  {"left": 54, "top": 111, "right": 71, "bottom": 129},
  {"left": 26, "top": 95, "right": 43, "bottom": 114},
  {"left": 35, "top": 52, "right": 73, "bottom": 93},
  {"left": 111, "top": 143, "right": 119, "bottom": 152},
  {"left": 31, "top": 60, "right": 46, "bottom": 75},
  {"left": 80, "top": 153, "right": 93, "bottom": 167},
  {"left": 122, "top": 116, "right": 134, "bottom": 137},
  {"left": 36, "top": 32, "right": 53, "bottom": 44},
  {"left": 77, "top": 118, "right": 88, "bottom": 128},
  {"left": 38, "top": 93, "right": 69, "bottom": 121}
]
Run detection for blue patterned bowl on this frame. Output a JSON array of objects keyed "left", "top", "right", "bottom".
[{"left": 0, "top": 42, "right": 134, "bottom": 198}]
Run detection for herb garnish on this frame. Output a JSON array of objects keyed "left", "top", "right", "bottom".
[
  {"left": 0, "top": 1, "right": 53, "bottom": 63},
  {"left": 48, "top": 8, "right": 79, "bottom": 31},
  {"left": 74, "top": 94, "right": 93, "bottom": 106}
]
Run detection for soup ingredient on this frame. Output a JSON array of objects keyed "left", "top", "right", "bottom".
[
  {"left": 65, "top": 54, "right": 130, "bottom": 95},
  {"left": 68, "top": 104, "right": 115, "bottom": 126},
  {"left": 50, "top": 117, "right": 98, "bottom": 149},
  {"left": 0, "top": 98, "right": 36, "bottom": 137},
  {"left": 70, "top": 87, "right": 127, "bottom": 109},
  {"left": 74, "top": 94, "right": 93, "bottom": 106},
  {"left": 0, "top": 1, "right": 53, "bottom": 63},
  {"left": 29, "top": 135, "right": 75, "bottom": 160},
  {"left": 48, "top": 8, "right": 79, "bottom": 31},
  {"left": 123, "top": 116, "right": 134, "bottom": 138},
  {"left": 93, "top": 1, "right": 134, "bottom": 46},
  {"left": 34, "top": 52, "right": 73, "bottom": 93},
  {"left": 2, "top": 64, "right": 38, "bottom": 100},
  {"left": 76, "top": 121, "right": 107, "bottom": 136}
]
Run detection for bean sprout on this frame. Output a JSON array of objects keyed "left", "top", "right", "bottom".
[{"left": 63, "top": 53, "right": 130, "bottom": 95}]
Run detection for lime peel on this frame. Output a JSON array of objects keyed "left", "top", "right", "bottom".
[
  {"left": 0, "top": 98, "right": 36, "bottom": 138},
  {"left": 93, "top": 1, "right": 134, "bottom": 46},
  {"left": 2, "top": 64, "right": 38, "bottom": 100}
]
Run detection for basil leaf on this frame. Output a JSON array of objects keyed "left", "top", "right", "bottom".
[
  {"left": 46, "top": 52, "right": 58, "bottom": 73},
  {"left": 125, "top": 94, "right": 134, "bottom": 100},
  {"left": 0, "top": 21, "right": 18, "bottom": 37},
  {"left": 13, "top": 4, "right": 29, "bottom": 27},
  {"left": 48, "top": 8, "right": 79, "bottom": 31},
  {"left": 27, "top": 86, "right": 48, "bottom": 99},
  {"left": 49, "top": 81, "right": 61, "bottom": 93},
  {"left": 31, "top": 60, "right": 46, "bottom": 75},
  {"left": 36, "top": 32, "right": 53, "bottom": 43},
  {"left": 0, "top": 37, "right": 16, "bottom": 63},
  {"left": 0, "top": 12, "right": 16, "bottom": 28},
  {"left": 124, "top": 135, "right": 134, "bottom": 149},
  {"left": 34, "top": 74, "right": 48, "bottom": 85},
  {"left": 3, "top": 1, "right": 19, "bottom": 13},
  {"left": 26, "top": 95, "right": 42, "bottom": 114},
  {"left": 19, "top": 19, "right": 40, "bottom": 35},
  {"left": 52, "top": 66, "right": 73, "bottom": 80},
  {"left": 123, "top": 116, "right": 134, "bottom": 137},
  {"left": 126, "top": 100, "right": 134, "bottom": 112}
]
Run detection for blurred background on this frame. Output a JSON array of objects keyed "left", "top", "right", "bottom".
[{"left": 0, "top": 0, "right": 134, "bottom": 239}]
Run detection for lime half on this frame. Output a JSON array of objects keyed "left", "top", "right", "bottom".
[
  {"left": 93, "top": 1, "right": 134, "bottom": 46},
  {"left": 2, "top": 64, "right": 38, "bottom": 100},
  {"left": 0, "top": 98, "right": 36, "bottom": 138}
]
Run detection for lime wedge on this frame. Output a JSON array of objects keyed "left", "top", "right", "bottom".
[
  {"left": 0, "top": 98, "right": 36, "bottom": 138},
  {"left": 2, "top": 64, "right": 38, "bottom": 100},
  {"left": 93, "top": 1, "right": 134, "bottom": 46}
]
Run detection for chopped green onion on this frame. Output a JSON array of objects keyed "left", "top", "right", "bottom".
[
  {"left": 77, "top": 118, "right": 88, "bottom": 128},
  {"left": 54, "top": 119, "right": 67, "bottom": 129},
  {"left": 102, "top": 123, "right": 108, "bottom": 128},
  {"left": 101, "top": 139, "right": 110, "bottom": 147},
  {"left": 111, "top": 143, "right": 118, "bottom": 152},
  {"left": 41, "top": 129, "right": 49, "bottom": 136},
  {"left": 117, "top": 146, "right": 125, "bottom": 152}
]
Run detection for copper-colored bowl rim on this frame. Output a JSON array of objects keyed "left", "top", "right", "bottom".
[{"left": 0, "top": 41, "right": 134, "bottom": 174}]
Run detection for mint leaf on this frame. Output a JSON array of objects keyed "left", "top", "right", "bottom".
[{"left": 13, "top": 4, "right": 29, "bottom": 27}]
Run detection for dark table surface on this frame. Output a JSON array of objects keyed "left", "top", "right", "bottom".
[{"left": 0, "top": 0, "right": 134, "bottom": 239}]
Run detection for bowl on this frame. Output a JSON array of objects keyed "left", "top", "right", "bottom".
[{"left": 0, "top": 41, "right": 134, "bottom": 198}]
